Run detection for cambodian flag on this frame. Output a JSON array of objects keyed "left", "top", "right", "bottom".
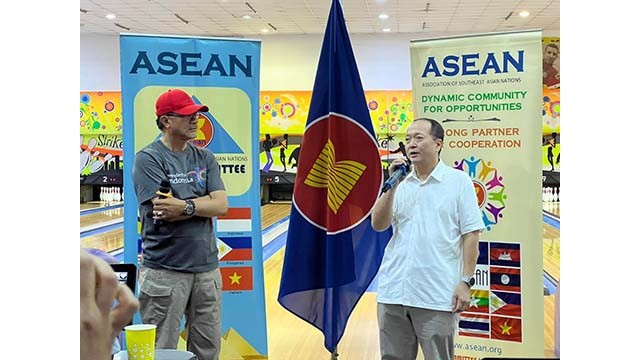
[{"left": 277, "top": 0, "right": 393, "bottom": 353}]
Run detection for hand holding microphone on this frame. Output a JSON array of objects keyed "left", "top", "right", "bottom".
[
  {"left": 381, "top": 160, "right": 410, "bottom": 194},
  {"left": 152, "top": 179, "right": 171, "bottom": 225}
]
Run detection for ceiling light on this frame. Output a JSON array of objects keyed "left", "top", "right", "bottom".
[
  {"left": 382, "top": 28, "right": 391, "bottom": 32},
  {"left": 106, "top": 14, "right": 116, "bottom": 20},
  {"left": 260, "top": 28, "right": 269, "bottom": 33},
  {"left": 379, "top": 14, "right": 389, "bottom": 20},
  {"left": 242, "top": 15, "right": 252, "bottom": 19},
  {"left": 519, "top": 10, "right": 530, "bottom": 18}
]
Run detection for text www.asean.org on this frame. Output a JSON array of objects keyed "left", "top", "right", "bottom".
[{"left": 455, "top": 342, "right": 503, "bottom": 356}]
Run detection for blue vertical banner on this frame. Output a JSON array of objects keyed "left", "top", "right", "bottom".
[
  {"left": 120, "top": 34, "right": 267, "bottom": 358},
  {"left": 277, "top": 0, "right": 393, "bottom": 354}
]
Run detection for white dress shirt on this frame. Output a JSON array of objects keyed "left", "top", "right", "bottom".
[{"left": 377, "top": 160, "right": 485, "bottom": 311}]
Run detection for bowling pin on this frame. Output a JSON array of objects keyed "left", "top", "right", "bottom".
[
  {"left": 90, "top": 153, "right": 113, "bottom": 173},
  {"left": 80, "top": 138, "right": 97, "bottom": 172}
]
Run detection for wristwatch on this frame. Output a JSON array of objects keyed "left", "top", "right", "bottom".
[
  {"left": 183, "top": 199, "right": 196, "bottom": 216},
  {"left": 461, "top": 275, "right": 475, "bottom": 289}
]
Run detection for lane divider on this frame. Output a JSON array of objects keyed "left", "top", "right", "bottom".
[{"left": 81, "top": 203, "right": 124, "bottom": 216}]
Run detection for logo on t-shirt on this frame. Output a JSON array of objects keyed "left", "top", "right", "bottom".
[{"left": 168, "top": 166, "right": 207, "bottom": 188}]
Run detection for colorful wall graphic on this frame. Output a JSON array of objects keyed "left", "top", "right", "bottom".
[
  {"left": 410, "top": 30, "right": 544, "bottom": 358},
  {"left": 84, "top": 83, "right": 559, "bottom": 178},
  {"left": 80, "top": 91, "right": 123, "bottom": 134},
  {"left": 80, "top": 91, "right": 124, "bottom": 183},
  {"left": 258, "top": 90, "right": 415, "bottom": 174},
  {"left": 541, "top": 37, "right": 560, "bottom": 172}
]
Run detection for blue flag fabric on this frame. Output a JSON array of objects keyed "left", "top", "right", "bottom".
[{"left": 277, "top": 0, "right": 393, "bottom": 353}]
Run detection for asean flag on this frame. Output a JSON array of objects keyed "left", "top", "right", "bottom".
[{"left": 277, "top": 0, "right": 393, "bottom": 354}]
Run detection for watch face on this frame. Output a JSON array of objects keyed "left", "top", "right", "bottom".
[{"left": 184, "top": 201, "right": 195, "bottom": 216}]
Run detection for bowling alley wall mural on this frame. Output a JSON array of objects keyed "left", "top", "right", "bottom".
[
  {"left": 80, "top": 91, "right": 124, "bottom": 185},
  {"left": 259, "top": 90, "right": 416, "bottom": 175},
  {"left": 80, "top": 81, "right": 559, "bottom": 181},
  {"left": 541, "top": 37, "right": 560, "bottom": 173}
]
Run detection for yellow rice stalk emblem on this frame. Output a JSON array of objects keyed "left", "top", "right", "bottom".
[{"left": 304, "top": 139, "right": 366, "bottom": 214}]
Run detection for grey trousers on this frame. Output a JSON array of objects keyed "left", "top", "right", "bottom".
[
  {"left": 138, "top": 266, "right": 223, "bottom": 360},
  {"left": 378, "top": 303, "right": 457, "bottom": 360}
]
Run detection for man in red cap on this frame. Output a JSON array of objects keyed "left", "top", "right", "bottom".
[{"left": 132, "top": 88, "right": 229, "bottom": 360}]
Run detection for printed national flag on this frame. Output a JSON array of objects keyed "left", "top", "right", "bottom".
[
  {"left": 490, "top": 266, "right": 521, "bottom": 292},
  {"left": 491, "top": 315, "right": 522, "bottom": 342},
  {"left": 465, "top": 289, "right": 489, "bottom": 313},
  {"left": 490, "top": 242, "right": 521, "bottom": 267},
  {"left": 477, "top": 241, "right": 489, "bottom": 265},
  {"left": 490, "top": 291, "right": 521, "bottom": 317},
  {"left": 220, "top": 266, "right": 253, "bottom": 291},
  {"left": 458, "top": 313, "right": 490, "bottom": 339},
  {"left": 219, "top": 236, "right": 253, "bottom": 261},
  {"left": 216, "top": 237, "right": 232, "bottom": 259},
  {"left": 277, "top": 0, "right": 393, "bottom": 354},
  {"left": 216, "top": 208, "right": 252, "bottom": 232}
]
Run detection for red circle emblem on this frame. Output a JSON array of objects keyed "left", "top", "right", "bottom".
[
  {"left": 191, "top": 113, "right": 214, "bottom": 148},
  {"left": 294, "top": 114, "right": 382, "bottom": 233},
  {"left": 473, "top": 180, "right": 486, "bottom": 208}
]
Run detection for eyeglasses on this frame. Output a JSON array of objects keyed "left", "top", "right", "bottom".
[{"left": 166, "top": 112, "right": 200, "bottom": 121}]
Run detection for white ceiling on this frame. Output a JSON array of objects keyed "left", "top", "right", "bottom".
[{"left": 80, "top": 0, "right": 559, "bottom": 37}]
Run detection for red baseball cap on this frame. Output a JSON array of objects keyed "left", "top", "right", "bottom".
[{"left": 155, "top": 89, "right": 209, "bottom": 116}]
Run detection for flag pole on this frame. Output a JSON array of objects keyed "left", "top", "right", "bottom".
[{"left": 330, "top": 348, "right": 339, "bottom": 359}]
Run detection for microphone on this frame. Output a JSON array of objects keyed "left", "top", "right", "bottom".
[
  {"left": 381, "top": 163, "right": 410, "bottom": 194},
  {"left": 158, "top": 179, "right": 171, "bottom": 198},
  {"left": 153, "top": 179, "right": 171, "bottom": 228}
]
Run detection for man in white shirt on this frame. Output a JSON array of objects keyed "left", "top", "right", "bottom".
[{"left": 371, "top": 118, "right": 484, "bottom": 360}]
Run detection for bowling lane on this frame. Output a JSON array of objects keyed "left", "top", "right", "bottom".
[
  {"left": 80, "top": 206, "right": 123, "bottom": 228},
  {"left": 81, "top": 228, "right": 124, "bottom": 253},
  {"left": 80, "top": 202, "right": 104, "bottom": 211},
  {"left": 543, "top": 201, "right": 560, "bottom": 217},
  {"left": 261, "top": 203, "right": 291, "bottom": 230},
  {"left": 542, "top": 220, "right": 560, "bottom": 282}
]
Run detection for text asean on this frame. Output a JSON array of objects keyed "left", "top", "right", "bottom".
[
  {"left": 129, "top": 51, "right": 253, "bottom": 77},
  {"left": 421, "top": 51, "right": 524, "bottom": 77}
]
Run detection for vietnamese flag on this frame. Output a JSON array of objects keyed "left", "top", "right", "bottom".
[
  {"left": 220, "top": 266, "right": 253, "bottom": 291},
  {"left": 491, "top": 315, "right": 522, "bottom": 342}
]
